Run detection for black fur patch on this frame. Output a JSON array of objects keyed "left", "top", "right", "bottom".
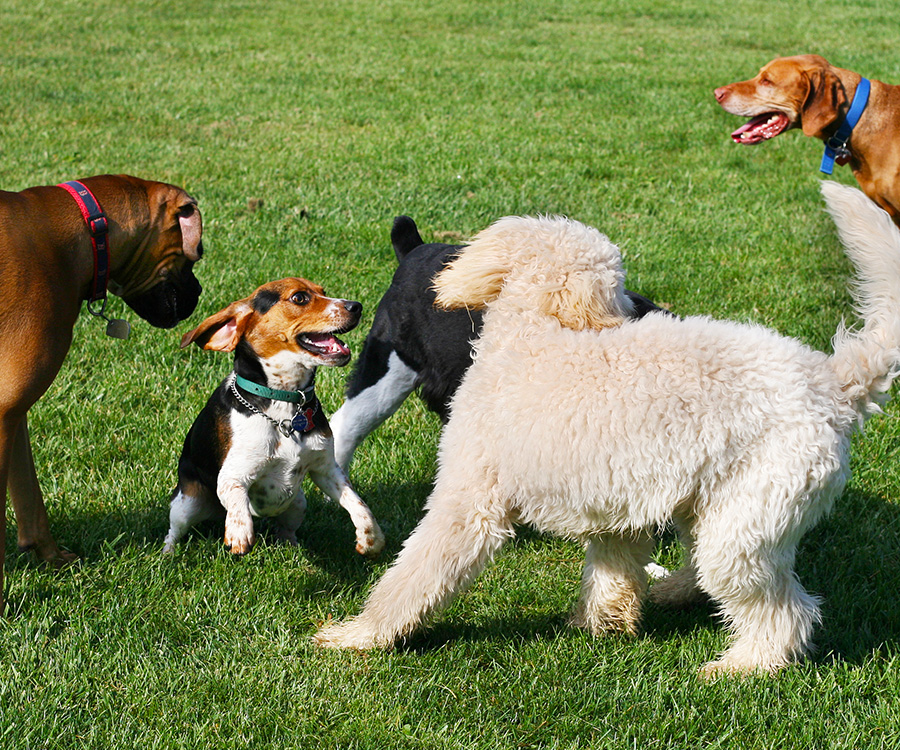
[{"left": 252, "top": 289, "right": 280, "bottom": 315}]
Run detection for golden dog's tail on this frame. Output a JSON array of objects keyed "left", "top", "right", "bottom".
[{"left": 822, "top": 181, "right": 900, "bottom": 416}]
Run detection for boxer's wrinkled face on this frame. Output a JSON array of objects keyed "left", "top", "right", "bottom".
[{"left": 115, "top": 186, "right": 204, "bottom": 328}]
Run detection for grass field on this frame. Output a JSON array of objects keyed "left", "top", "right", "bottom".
[{"left": 3, "top": 0, "right": 900, "bottom": 747}]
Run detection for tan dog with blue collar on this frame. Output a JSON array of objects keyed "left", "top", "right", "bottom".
[{"left": 165, "top": 278, "right": 384, "bottom": 558}]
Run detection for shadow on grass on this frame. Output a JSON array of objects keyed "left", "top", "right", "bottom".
[
  {"left": 3, "top": 477, "right": 436, "bottom": 602},
  {"left": 6, "top": 479, "right": 900, "bottom": 669}
]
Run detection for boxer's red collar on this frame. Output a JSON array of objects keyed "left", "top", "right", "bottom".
[{"left": 58, "top": 180, "right": 109, "bottom": 305}]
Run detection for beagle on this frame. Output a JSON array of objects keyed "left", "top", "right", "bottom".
[{"left": 164, "top": 278, "right": 384, "bottom": 558}]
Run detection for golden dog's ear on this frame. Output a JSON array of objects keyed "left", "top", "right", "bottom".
[
  {"left": 801, "top": 66, "right": 847, "bottom": 138},
  {"left": 432, "top": 227, "right": 515, "bottom": 310},
  {"left": 539, "top": 271, "right": 633, "bottom": 331},
  {"left": 180, "top": 301, "right": 253, "bottom": 351}
]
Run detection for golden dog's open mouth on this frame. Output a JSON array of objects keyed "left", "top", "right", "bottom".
[{"left": 731, "top": 112, "right": 791, "bottom": 144}]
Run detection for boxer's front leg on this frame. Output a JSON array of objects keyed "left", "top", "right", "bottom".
[{"left": 8, "top": 417, "right": 76, "bottom": 566}]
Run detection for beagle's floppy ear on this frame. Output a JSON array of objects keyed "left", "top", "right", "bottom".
[
  {"left": 180, "top": 300, "right": 253, "bottom": 351},
  {"left": 432, "top": 218, "right": 524, "bottom": 310},
  {"left": 801, "top": 66, "right": 847, "bottom": 138}
]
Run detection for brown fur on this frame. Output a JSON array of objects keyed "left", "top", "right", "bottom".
[
  {"left": 0, "top": 174, "right": 203, "bottom": 612},
  {"left": 715, "top": 54, "right": 900, "bottom": 223}
]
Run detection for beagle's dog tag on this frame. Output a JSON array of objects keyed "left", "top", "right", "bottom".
[
  {"left": 291, "top": 408, "right": 315, "bottom": 434},
  {"left": 105, "top": 318, "right": 131, "bottom": 339}
]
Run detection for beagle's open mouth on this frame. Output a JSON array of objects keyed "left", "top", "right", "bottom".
[
  {"left": 297, "top": 331, "right": 351, "bottom": 360},
  {"left": 731, "top": 112, "right": 791, "bottom": 144}
]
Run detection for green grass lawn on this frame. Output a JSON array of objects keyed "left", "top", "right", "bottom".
[{"left": 3, "top": 0, "right": 900, "bottom": 747}]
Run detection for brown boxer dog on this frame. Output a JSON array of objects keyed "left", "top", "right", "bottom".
[{"left": 0, "top": 174, "right": 204, "bottom": 611}]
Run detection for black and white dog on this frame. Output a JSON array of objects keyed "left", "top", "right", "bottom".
[{"left": 330, "top": 216, "right": 667, "bottom": 470}]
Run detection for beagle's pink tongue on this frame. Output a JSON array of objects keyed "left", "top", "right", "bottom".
[{"left": 303, "top": 332, "right": 350, "bottom": 356}]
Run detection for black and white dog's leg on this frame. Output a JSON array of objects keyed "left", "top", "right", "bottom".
[
  {"left": 331, "top": 349, "right": 420, "bottom": 471},
  {"left": 309, "top": 465, "right": 385, "bottom": 558}
]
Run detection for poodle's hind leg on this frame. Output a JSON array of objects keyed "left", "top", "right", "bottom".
[
  {"left": 570, "top": 531, "right": 655, "bottom": 637},
  {"left": 314, "top": 493, "right": 513, "bottom": 649},
  {"left": 648, "top": 520, "right": 707, "bottom": 609},
  {"left": 694, "top": 505, "right": 823, "bottom": 677}
]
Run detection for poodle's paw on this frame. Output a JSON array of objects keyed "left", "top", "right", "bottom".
[
  {"left": 699, "top": 657, "right": 777, "bottom": 680},
  {"left": 648, "top": 567, "right": 706, "bottom": 609},
  {"left": 313, "top": 618, "right": 387, "bottom": 650},
  {"left": 569, "top": 599, "right": 641, "bottom": 637}
]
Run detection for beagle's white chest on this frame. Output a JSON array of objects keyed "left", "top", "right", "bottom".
[{"left": 225, "top": 410, "right": 317, "bottom": 518}]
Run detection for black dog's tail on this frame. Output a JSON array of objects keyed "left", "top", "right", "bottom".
[{"left": 391, "top": 216, "right": 425, "bottom": 261}]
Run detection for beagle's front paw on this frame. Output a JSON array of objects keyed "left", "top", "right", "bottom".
[{"left": 224, "top": 512, "right": 256, "bottom": 555}]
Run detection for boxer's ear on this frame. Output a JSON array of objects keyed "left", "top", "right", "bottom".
[
  {"left": 181, "top": 302, "right": 253, "bottom": 351},
  {"left": 178, "top": 203, "right": 203, "bottom": 262}
]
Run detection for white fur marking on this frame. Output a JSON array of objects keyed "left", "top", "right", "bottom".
[{"left": 331, "top": 351, "right": 420, "bottom": 470}]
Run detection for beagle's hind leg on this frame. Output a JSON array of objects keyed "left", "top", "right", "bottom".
[
  {"left": 163, "top": 480, "right": 222, "bottom": 553},
  {"left": 273, "top": 490, "right": 307, "bottom": 546}
]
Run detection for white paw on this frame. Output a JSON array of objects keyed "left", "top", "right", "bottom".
[
  {"left": 313, "top": 619, "right": 381, "bottom": 650},
  {"left": 225, "top": 514, "right": 256, "bottom": 555},
  {"left": 355, "top": 523, "right": 385, "bottom": 559},
  {"left": 645, "top": 562, "right": 671, "bottom": 580}
]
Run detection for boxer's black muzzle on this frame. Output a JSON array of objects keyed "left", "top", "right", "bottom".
[{"left": 125, "top": 261, "right": 202, "bottom": 329}]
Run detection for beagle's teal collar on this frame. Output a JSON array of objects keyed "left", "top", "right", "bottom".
[{"left": 233, "top": 373, "right": 315, "bottom": 405}]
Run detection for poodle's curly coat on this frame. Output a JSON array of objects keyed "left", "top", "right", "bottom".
[{"left": 316, "top": 183, "right": 900, "bottom": 675}]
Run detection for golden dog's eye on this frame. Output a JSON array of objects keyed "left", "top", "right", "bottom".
[{"left": 291, "top": 291, "right": 310, "bottom": 306}]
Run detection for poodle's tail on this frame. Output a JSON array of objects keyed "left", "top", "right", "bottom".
[{"left": 822, "top": 181, "right": 900, "bottom": 416}]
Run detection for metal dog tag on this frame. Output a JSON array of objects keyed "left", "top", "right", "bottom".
[
  {"left": 105, "top": 318, "right": 131, "bottom": 339},
  {"left": 291, "top": 411, "right": 310, "bottom": 433}
]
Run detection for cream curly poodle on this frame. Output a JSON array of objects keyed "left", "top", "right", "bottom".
[{"left": 316, "top": 182, "right": 900, "bottom": 676}]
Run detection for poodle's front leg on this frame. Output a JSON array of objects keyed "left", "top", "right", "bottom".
[
  {"left": 314, "top": 500, "right": 512, "bottom": 649},
  {"left": 570, "top": 532, "right": 655, "bottom": 637}
]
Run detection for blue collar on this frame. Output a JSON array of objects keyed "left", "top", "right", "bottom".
[{"left": 820, "top": 78, "right": 870, "bottom": 175}]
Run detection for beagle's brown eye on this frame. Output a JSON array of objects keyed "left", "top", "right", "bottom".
[{"left": 291, "top": 291, "right": 310, "bottom": 306}]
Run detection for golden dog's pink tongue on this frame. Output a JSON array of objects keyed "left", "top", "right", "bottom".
[{"left": 731, "top": 112, "right": 790, "bottom": 144}]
